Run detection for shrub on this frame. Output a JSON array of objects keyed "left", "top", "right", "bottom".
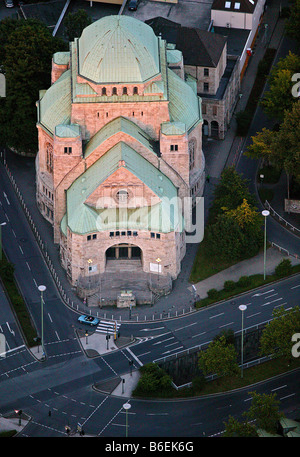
[
  {"left": 275, "top": 259, "right": 292, "bottom": 278},
  {"left": 192, "top": 375, "right": 206, "bottom": 392},
  {"left": 237, "top": 276, "right": 251, "bottom": 288},
  {"left": 207, "top": 288, "right": 219, "bottom": 299},
  {"left": 213, "top": 328, "right": 235, "bottom": 346},
  {"left": 224, "top": 280, "right": 236, "bottom": 291}
]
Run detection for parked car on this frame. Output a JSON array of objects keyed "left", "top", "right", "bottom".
[
  {"left": 128, "top": 0, "right": 138, "bottom": 10},
  {"left": 5, "top": 0, "right": 14, "bottom": 7},
  {"left": 78, "top": 315, "right": 99, "bottom": 327}
]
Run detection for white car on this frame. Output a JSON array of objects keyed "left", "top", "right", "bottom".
[{"left": 5, "top": 0, "right": 14, "bottom": 7}]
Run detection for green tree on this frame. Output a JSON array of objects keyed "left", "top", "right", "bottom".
[
  {"left": 246, "top": 101, "right": 300, "bottom": 185},
  {"left": 259, "top": 305, "right": 300, "bottom": 363},
  {"left": 223, "top": 416, "right": 258, "bottom": 437},
  {"left": 211, "top": 167, "right": 256, "bottom": 219},
  {"left": 206, "top": 214, "right": 245, "bottom": 261},
  {"left": 244, "top": 391, "right": 283, "bottom": 434},
  {"left": 0, "top": 20, "right": 66, "bottom": 154},
  {"left": 285, "top": 0, "right": 300, "bottom": 44},
  {"left": 261, "top": 52, "right": 300, "bottom": 121},
  {"left": 64, "top": 9, "right": 92, "bottom": 41},
  {"left": 198, "top": 335, "right": 239, "bottom": 378}
]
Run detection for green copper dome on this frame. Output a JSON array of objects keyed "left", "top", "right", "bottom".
[{"left": 78, "top": 15, "right": 160, "bottom": 84}]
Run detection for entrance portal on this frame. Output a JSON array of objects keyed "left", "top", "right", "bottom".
[{"left": 106, "top": 244, "right": 142, "bottom": 260}]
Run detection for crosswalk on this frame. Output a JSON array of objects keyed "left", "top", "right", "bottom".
[{"left": 95, "top": 320, "right": 121, "bottom": 336}]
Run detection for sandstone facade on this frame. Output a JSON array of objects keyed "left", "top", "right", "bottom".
[{"left": 35, "top": 16, "right": 205, "bottom": 288}]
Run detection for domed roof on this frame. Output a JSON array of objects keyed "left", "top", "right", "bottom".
[{"left": 78, "top": 15, "right": 160, "bottom": 84}]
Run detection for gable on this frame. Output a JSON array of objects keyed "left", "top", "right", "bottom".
[{"left": 84, "top": 166, "right": 161, "bottom": 209}]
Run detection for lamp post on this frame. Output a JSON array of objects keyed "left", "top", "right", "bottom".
[
  {"left": 0, "top": 222, "right": 7, "bottom": 261},
  {"left": 259, "top": 174, "right": 264, "bottom": 188},
  {"left": 239, "top": 304, "right": 247, "bottom": 378},
  {"left": 38, "top": 285, "right": 46, "bottom": 357},
  {"left": 87, "top": 258, "right": 93, "bottom": 296},
  {"left": 156, "top": 257, "right": 161, "bottom": 288},
  {"left": 262, "top": 210, "right": 270, "bottom": 280},
  {"left": 123, "top": 402, "right": 131, "bottom": 437}
]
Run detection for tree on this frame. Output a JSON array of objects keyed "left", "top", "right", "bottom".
[
  {"left": 0, "top": 20, "right": 66, "bottom": 154},
  {"left": 198, "top": 335, "right": 239, "bottom": 378},
  {"left": 244, "top": 391, "right": 283, "bottom": 434},
  {"left": 211, "top": 167, "right": 256, "bottom": 219},
  {"left": 64, "top": 9, "right": 92, "bottom": 41},
  {"left": 259, "top": 305, "right": 300, "bottom": 363},
  {"left": 285, "top": 0, "right": 300, "bottom": 44},
  {"left": 275, "top": 101, "right": 300, "bottom": 184},
  {"left": 261, "top": 52, "right": 300, "bottom": 121},
  {"left": 246, "top": 101, "right": 300, "bottom": 185},
  {"left": 206, "top": 213, "right": 245, "bottom": 261},
  {"left": 223, "top": 416, "right": 258, "bottom": 437}
]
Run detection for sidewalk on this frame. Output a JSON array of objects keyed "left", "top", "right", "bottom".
[{"left": 1, "top": 0, "right": 298, "bottom": 323}]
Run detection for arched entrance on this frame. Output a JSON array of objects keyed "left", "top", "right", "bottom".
[
  {"left": 211, "top": 120, "right": 219, "bottom": 138},
  {"left": 106, "top": 244, "right": 142, "bottom": 260}
]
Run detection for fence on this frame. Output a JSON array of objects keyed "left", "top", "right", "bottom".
[{"left": 265, "top": 200, "right": 300, "bottom": 236}]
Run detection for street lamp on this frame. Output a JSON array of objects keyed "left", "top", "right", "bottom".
[
  {"left": 0, "top": 222, "right": 7, "bottom": 261},
  {"left": 87, "top": 258, "right": 93, "bottom": 292},
  {"left": 262, "top": 210, "right": 270, "bottom": 280},
  {"left": 123, "top": 402, "right": 131, "bottom": 437},
  {"left": 156, "top": 257, "right": 161, "bottom": 288},
  {"left": 259, "top": 174, "right": 264, "bottom": 188},
  {"left": 239, "top": 304, "right": 247, "bottom": 378},
  {"left": 38, "top": 285, "right": 46, "bottom": 357}
]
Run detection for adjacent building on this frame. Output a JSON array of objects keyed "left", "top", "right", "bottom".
[{"left": 146, "top": 17, "right": 240, "bottom": 139}]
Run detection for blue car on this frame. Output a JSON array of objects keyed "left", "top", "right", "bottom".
[{"left": 78, "top": 315, "right": 99, "bottom": 326}]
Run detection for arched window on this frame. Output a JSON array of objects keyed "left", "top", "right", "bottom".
[
  {"left": 116, "top": 189, "right": 129, "bottom": 203},
  {"left": 122, "top": 87, "right": 127, "bottom": 95},
  {"left": 112, "top": 87, "right": 117, "bottom": 95},
  {"left": 46, "top": 143, "right": 53, "bottom": 173},
  {"left": 133, "top": 86, "right": 138, "bottom": 95},
  {"left": 102, "top": 87, "right": 107, "bottom": 96}
]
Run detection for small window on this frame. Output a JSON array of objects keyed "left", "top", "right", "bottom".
[
  {"left": 102, "top": 87, "right": 107, "bottom": 95},
  {"left": 116, "top": 190, "right": 129, "bottom": 203},
  {"left": 87, "top": 235, "right": 91, "bottom": 241},
  {"left": 225, "top": 1, "right": 231, "bottom": 7},
  {"left": 133, "top": 86, "right": 138, "bottom": 95},
  {"left": 64, "top": 147, "right": 72, "bottom": 154},
  {"left": 170, "top": 144, "right": 178, "bottom": 151},
  {"left": 203, "top": 82, "right": 209, "bottom": 92},
  {"left": 202, "top": 104, "right": 207, "bottom": 115},
  {"left": 141, "top": 111, "right": 143, "bottom": 116},
  {"left": 204, "top": 68, "right": 209, "bottom": 76},
  {"left": 123, "top": 87, "right": 127, "bottom": 95},
  {"left": 213, "top": 106, "right": 218, "bottom": 116},
  {"left": 115, "top": 231, "right": 120, "bottom": 236},
  {"left": 112, "top": 87, "right": 117, "bottom": 95},
  {"left": 156, "top": 233, "right": 161, "bottom": 239},
  {"left": 234, "top": 2, "right": 240, "bottom": 8},
  {"left": 92, "top": 234, "right": 97, "bottom": 240},
  {"left": 133, "top": 231, "right": 138, "bottom": 236},
  {"left": 151, "top": 232, "right": 155, "bottom": 238},
  {"left": 121, "top": 231, "right": 126, "bottom": 236},
  {"left": 109, "top": 232, "right": 114, "bottom": 237},
  {"left": 127, "top": 231, "right": 132, "bottom": 236}
]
